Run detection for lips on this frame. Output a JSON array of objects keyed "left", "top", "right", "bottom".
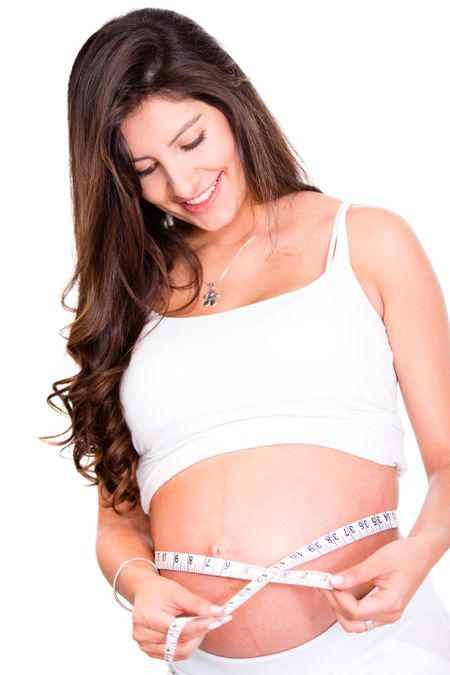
[
  {"left": 186, "top": 174, "right": 220, "bottom": 202},
  {"left": 185, "top": 173, "right": 221, "bottom": 204},
  {"left": 181, "top": 172, "right": 223, "bottom": 213}
]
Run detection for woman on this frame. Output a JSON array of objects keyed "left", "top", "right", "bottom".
[{"left": 47, "top": 7, "right": 450, "bottom": 674}]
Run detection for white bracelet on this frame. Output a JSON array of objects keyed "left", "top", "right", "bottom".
[{"left": 112, "top": 557, "right": 159, "bottom": 611}]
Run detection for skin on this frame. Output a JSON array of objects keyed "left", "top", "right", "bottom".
[
  {"left": 122, "top": 95, "right": 274, "bottom": 249},
  {"left": 114, "top": 95, "right": 450, "bottom": 659}
]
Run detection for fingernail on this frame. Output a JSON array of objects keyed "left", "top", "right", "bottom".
[
  {"left": 208, "top": 615, "right": 232, "bottom": 630},
  {"left": 330, "top": 575, "right": 345, "bottom": 584},
  {"left": 209, "top": 605, "right": 223, "bottom": 614},
  {"left": 207, "top": 620, "right": 221, "bottom": 630}
]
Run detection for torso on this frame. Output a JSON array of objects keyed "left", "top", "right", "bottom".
[{"left": 148, "top": 191, "right": 401, "bottom": 657}]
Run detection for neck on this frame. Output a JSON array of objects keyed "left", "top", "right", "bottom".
[{"left": 187, "top": 199, "right": 274, "bottom": 251}]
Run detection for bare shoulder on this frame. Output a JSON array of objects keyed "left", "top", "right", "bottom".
[
  {"left": 292, "top": 195, "right": 436, "bottom": 321},
  {"left": 296, "top": 193, "right": 420, "bottom": 255},
  {"left": 344, "top": 203, "right": 437, "bottom": 301}
]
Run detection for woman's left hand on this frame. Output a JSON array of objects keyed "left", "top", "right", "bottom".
[{"left": 318, "top": 535, "right": 434, "bottom": 633}]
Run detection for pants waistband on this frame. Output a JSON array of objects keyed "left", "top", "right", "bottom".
[{"left": 186, "top": 575, "right": 441, "bottom": 674}]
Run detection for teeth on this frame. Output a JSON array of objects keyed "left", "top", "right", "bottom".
[{"left": 185, "top": 176, "right": 219, "bottom": 205}]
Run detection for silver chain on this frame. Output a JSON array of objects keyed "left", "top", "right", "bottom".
[{"left": 202, "top": 226, "right": 267, "bottom": 307}]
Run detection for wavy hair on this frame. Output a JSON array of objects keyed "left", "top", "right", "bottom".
[{"left": 43, "top": 7, "right": 323, "bottom": 515}]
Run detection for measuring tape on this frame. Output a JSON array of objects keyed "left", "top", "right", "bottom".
[{"left": 154, "top": 509, "right": 398, "bottom": 674}]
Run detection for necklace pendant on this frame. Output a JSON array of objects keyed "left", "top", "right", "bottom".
[{"left": 203, "top": 283, "right": 219, "bottom": 307}]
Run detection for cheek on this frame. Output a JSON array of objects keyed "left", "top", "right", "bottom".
[
  {"left": 220, "top": 132, "right": 239, "bottom": 168},
  {"left": 221, "top": 136, "right": 245, "bottom": 183},
  {"left": 141, "top": 175, "right": 165, "bottom": 205},
  {"left": 211, "top": 115, "right": 239, "bottom": 166}
]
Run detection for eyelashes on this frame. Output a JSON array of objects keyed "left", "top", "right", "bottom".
[
  {"left": 136, "top": 130, "right": 207, "bottom": 178},
  {"left": 184, "top": 130, "right": 206, "bottom": 152}
]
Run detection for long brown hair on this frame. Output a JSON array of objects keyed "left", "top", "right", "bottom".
[{"left": 43, "top": 8, "right": 323, "bottom": 515}]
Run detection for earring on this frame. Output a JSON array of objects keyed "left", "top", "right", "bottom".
[{"left": 163, "top": 213, "right": 175, "bottom": 229}]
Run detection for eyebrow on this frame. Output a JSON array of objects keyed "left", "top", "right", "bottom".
[{"left": 132, "top": 113, "right": 203, "bottom": 163}]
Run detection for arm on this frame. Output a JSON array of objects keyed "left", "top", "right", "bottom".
[
  {"left": 406, "top": 464, "right": 450, "bottom": 565},
  {"left": 96, "top": 481, "right": 158, "bottom": 606},
  {"left": 360, "top": 206, "right": 450, "bottom": 558},
  {"left": 320, "top": 205, "right": 450, "bottom": 629},
  {"left": 95, "top": 481, "right": 228, "bottom": 662}
]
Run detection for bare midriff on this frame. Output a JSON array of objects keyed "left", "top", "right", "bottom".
[{"left": 150, "top": 443, "right": 400, "bottom": 658}]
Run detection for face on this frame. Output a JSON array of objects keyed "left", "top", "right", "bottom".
[{"left": 121, "top": 95, "right": 250, "bottom": 239}]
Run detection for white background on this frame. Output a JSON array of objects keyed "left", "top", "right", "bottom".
[{"left": 2, "top": 1, "right": 449, "bottom": 673}]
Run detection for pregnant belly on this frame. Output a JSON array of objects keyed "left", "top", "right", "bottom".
[{"left": 149, "top": 443, "right": 400, "bottom": 658}]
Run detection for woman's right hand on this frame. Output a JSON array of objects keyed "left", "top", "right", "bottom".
[{"left": 131, "top": 573, "right": 233, "bottom": 661}]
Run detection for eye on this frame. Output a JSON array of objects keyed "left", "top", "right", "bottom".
[
  {"left": 183, "top": 130, "right": 206, "bottom": 152},
  {"left": 136, "top": 164, "right": 157, "bottom": 178},
  {"left": 136, "top": 131, "right": 206, "bottom": 179}
]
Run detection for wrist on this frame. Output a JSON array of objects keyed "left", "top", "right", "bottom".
[
  {"left": 130, "top": 568, "right": 162, "bottom": 603},
  {"left": 113, "top": 557, "right": 159, "bottom": 609},
  {"left": 125, "top": 562, "right": 159, "bottom": 599},
  {"left": 406, "top": 530, "right": 449, "bottom": 568}
]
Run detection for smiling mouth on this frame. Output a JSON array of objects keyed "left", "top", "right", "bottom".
[{"left": 183, "top": 172, "right": 222, "bottom": 205}]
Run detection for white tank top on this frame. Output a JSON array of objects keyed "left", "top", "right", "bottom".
[{"left": 120, "top": 201, "right": 406, "bottom": 515}]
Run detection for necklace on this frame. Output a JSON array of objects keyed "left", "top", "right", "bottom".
[{"left": 202, "top": 226, "right": 267, "bottom": 307}]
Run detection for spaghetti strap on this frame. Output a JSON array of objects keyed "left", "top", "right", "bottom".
[
  {"left": 325, "top": 201, "right": 348, "bottom": 270},
  {"left": 330, "top": 201, "right": 375, "bottom": 270}
]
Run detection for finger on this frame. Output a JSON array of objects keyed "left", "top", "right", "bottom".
[
  {"left": 139, "top": 612, "right": 233, "bottom": 646},
  {"left": 318, "top": 588, "right": 372, "bottom": 622},
  {"left": 318, "top": 588, "right": 342, "bottom": 613},
  {"left": 177, "top": 614, "right": 233, "bottom": 641},
  {"left": 330, "top": 587, "right": 405, "bottom": 622},
  {"left": 176, "top": 588, "right": 225, "bottom": 619},
  {"left": 173, "top": 634, "right": 206, "bottom": 660},
  {"left": 334, "top": 613, "right": 385, "bottom": 634},
  {"left": 325, "top": 589, "right": 362, "bottom": 619},
  {"left": 320, "top": 587, "right": 363, "bottom": 616},
  {"left": 174, "top": 635, "right": 229, "bottom": 661},
  {"left": 135, "top": 607, "right": 181, "bottom": 634},
  {"left": 319, "top": 589, "right": 376, "bottom": 628},
  {"left": 347, "top": 587, "right": 406, "bottom": 620},
  {"left": 328, "top": 551, "right": 391, "bottom": 590},
  {"left": 135, "top": 607, "right": 213, "bottom": 636},
  {"left": 135, "top": 636, "right": 199, "bottom": 662},
  {"left": 134, "top": 620, "right": 215, "bottom": 661}
]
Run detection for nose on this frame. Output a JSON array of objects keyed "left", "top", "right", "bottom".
[{"left": 164, "top": 167, "right": 202, "bottom": 203}]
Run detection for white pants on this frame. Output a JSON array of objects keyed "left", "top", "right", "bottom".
[{"left": 170, "top": 574, "right": 450, "bottom": 674}]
